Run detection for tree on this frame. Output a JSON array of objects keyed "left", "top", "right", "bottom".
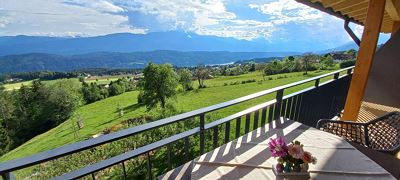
[
  {"left": 82, "top": 82, "right": 104, "bottom": 103},
  {"left": 109, "top": 82, "right": 125, "bottom": 96},
  {"left": 255, "top": 63, "right": 266, "bottom": 72},
  {"left": 0, "top": 88, "right": 14, "bottom": 128},
  {"left": 194, "top": 64, "right": 209, "bottom": 88},
  {"left": 0, "top": 126, "right": 11, "bottom": 156},
  {"left": 177, "top": 69, "right": 193, "bottom": 91},
  {"left": 321, "top": 55, "right": 335, "bottom": 69},
  {"left": 249, "top": 63, "right": 256, "bottom": 72},
  {"left": 287, "top": 56, "right": 295, "bottom": 61},
  {"left": 140, "top": 63, "right": 178, "bottom": 109},
  {"left": 47, "top": 79, "right": 83, "bottom": 125},
  {"left": 78, "top": 76, "right": 85, "bottom": 83},
  {"left": 301, "top": 53, "right": 317, "bottom": 75},
  {"left": 346, "top": 49, "right": 357, "bottom": 56},
  {"left": 263, "top": 61, "right": 283, "bottom": 75}
]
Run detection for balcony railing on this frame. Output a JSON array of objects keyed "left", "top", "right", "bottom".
[{"left": 0, "top": 67, "right": 354, "bottom": 180}]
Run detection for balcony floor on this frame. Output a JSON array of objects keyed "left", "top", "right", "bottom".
[{"left": 357, "top": 102, "right": 400, "bottom": 122}]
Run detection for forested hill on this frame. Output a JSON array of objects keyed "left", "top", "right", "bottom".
[{"left": 0, "top": 51, "right": 299, "bottom": 73}]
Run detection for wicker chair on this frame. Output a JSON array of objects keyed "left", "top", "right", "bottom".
[{"left": 316, "top": 111, "right": 400, "bottom": 155}]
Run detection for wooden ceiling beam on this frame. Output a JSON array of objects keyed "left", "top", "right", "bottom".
[
  {"left": 354, "top": 13, "right": 367, "bottom": 20},
  {"left": 345, "top": 7, "right": 369, "bottom": 17},
  {"left": 358, "top": 13, "right": 391, "bottom": 22},
  {"left": 333, "top": 0, "right": 368, "bottom": 12},
  {"left": 385, "top": 0, "right": 400, "bottom": 20},
  {"left": 318, "top": 0, "right": 346, "bottom": 7},
  {"left": 340, "top": 3, "right": 369, "bottom": 14}
]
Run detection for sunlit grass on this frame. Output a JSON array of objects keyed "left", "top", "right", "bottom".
[{"left": 0, "top": 70, "right": 338, "bottom": 162}]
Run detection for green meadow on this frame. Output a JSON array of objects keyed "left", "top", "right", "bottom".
[{"left": 0, "top": 70, "right": 339, "bottom": 162}]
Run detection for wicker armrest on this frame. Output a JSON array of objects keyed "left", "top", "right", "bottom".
[
  {"left": 316, "top": 119, "right": 367, "bottom": 130},
  {"left": 316, "top": 119, "right": 368, "bottom": 146},
  {"left": 317, "top": 112, "right": 400, "bottom": 155}
]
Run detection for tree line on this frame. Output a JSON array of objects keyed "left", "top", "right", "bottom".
[
  {"left": 81, "top": 78, "right": 137, "bottom": 104},
  {"left": 0, "top": 76, "right": 140, "bottom": 156},
  {"left": 0, "top": 80, "right": 82, "bottom": 156},
  {"left": 0, "top": 71, "right": 80, "bottom": 83}
]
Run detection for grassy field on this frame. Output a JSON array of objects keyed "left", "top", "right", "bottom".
[
  {"left": 2, "top": 75, "right": 131, "bottom": 91},
  {"left": 3, "top": 80, "right": 34, "bottom": 91},
  {"left": 0, "top": 70, "right": 338, "bottom": 162}
]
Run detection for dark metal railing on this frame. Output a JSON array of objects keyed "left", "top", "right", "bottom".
[{"left": 0, "top": 67, "right": 354, "bottom": 180}]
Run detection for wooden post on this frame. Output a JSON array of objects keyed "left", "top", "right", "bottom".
[
  {"left": 392, "top": 21, "right": 400, "bottom": 37},
  {"left": 342, "top": 0, "right": 386, "bottom": 121}
]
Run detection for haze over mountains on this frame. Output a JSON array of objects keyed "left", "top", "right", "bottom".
[
  {"left": 0, "top": 31, "right": 359, "bottom": 73},
  {"left": 0, "top": 32, "right": 294, "bottom": 56}
]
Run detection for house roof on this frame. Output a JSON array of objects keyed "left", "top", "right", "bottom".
[{"left": 296, "top": 0, "right": 400, "bottom": 33}]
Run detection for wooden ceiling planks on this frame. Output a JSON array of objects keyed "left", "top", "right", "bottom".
[
  {"left": 385, "top": 0, "right": 400, "bottom": 21},
  {"left": 306, "top": 0, "right": 396, "bottom": 33}
]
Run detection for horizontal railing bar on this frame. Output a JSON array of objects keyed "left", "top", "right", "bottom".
[
  {"left": 53, "top": 128, "right": 200, "bottom": 180},
  {"left": 205, "top": 73, "right": 353, "bottom": 130},
  {"left": 206, "top": 70, "right": 354, "bottom": 129},
  {"left": 0, "top": 66, "right": 354, "bottom": 174},
  {"left": 282, "top": 72, "right": 351, "bottom": 100}
]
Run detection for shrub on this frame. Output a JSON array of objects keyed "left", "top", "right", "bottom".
[
  {"left": 340, "top": 60, "right": 356, "bottom": 68},
  {"left": 137, "top": 90, "right": 144, "bottom": 104}
]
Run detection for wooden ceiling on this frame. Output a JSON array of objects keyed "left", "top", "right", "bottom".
[{"left": 298, "top": 0, "right": 400, "bottom": 33}]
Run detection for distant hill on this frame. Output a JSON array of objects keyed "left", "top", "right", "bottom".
[
  {"left": 318, "top": 42, "right": 358, "bottom": 54},
  {"left": 0, "top": 51, "right": 300, "bottom": 74},
  {"left": 0, "top": 32, "right": 301, "bottom": 56}
]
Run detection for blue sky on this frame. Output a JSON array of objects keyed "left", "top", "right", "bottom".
[{"left": 0, "top": 0, "right": 390, "bottom": 51}]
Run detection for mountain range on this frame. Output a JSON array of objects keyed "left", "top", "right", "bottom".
[
  {"left": 0, "top": 32, "right": 292, "bottom": 56},
  {"left": 0, "top": 31, "right": 360, "bottom": 56},
  {"left": 0, "top": 31, "right": 360, "bottom": 74},
  {"left": 0, "top": 51, "right": 301, "bottom": 74}
]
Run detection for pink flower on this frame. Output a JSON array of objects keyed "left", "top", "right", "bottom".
[
  {"left": 302, "top": 151, "right": 312, "bottom": 163},
  {"left": 288, "top": 144, "right": 304, "bottom": 159},
  {"left": 268, "top": 137, "right": 288, "bottom": 158}
]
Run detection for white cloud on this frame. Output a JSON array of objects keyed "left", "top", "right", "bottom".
[
  {"left": 0, "top": 0, "right": 371, "bottom": 46},
  {"left": 64, "top": 0, "right": 126, "bottom": 13},
  {"left": 0, "top": 0, "right": 146, "bottom": 37},
  {"left": 249, "top": 0, "right": 324, "bottom": 24},
  {"left": 112, "top": 0, "right": 278, "bottom": 40}
]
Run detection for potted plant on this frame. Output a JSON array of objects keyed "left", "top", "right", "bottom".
[{"left": 268, "top": 137, "right": 317, "bottom": 176}]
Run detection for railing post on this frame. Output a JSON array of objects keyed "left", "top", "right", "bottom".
[
  {"left": 184, "top": 137, "right": 190, "bottom": 161},
  {"left": 334, "top": 72, "right": 340, "bottom": 80},
  {"left": 314, "top": 78, "right": 320, "bottom": 87},
  {"left": 147, "top": 152, "right": 153, "bottom": 180},
  {"left": 274, "top": 89, "right": 284, "bottom": 120},
  {"left": 235, "top": 117, "right": 241, "bottom": 138},
  {"left": 199, "top": 114, "right": 205, "bottom": 154},
  {"left": 2, "top": 173, "right": 15, "bottom": 180},
  {"left": 347, "top": 68, "right": 352, "bottom": 75}
]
